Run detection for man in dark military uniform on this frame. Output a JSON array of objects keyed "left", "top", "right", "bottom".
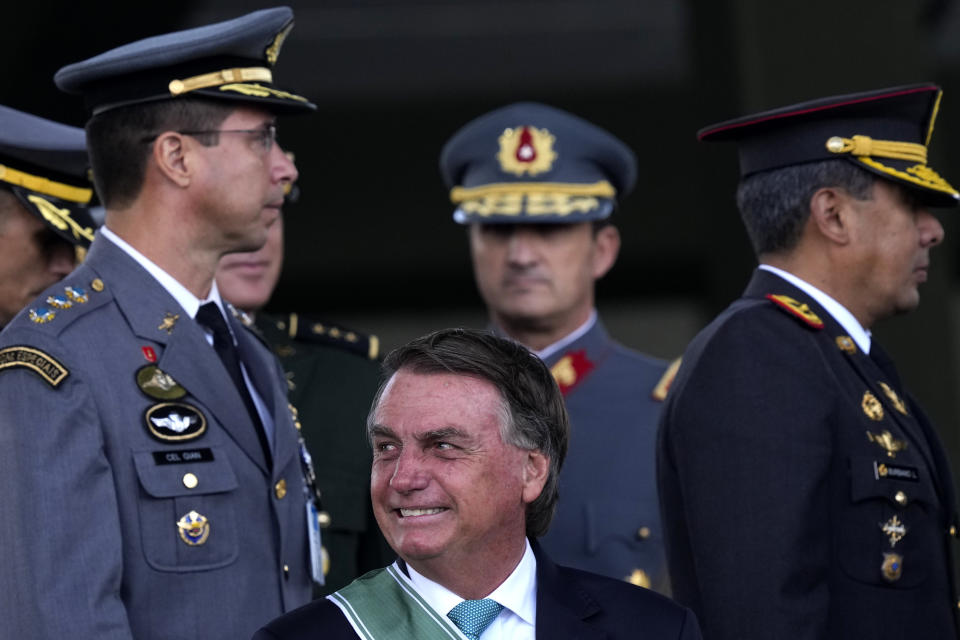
[
  {"left": 217, "top": 205, "right": 393, "bottom": 595},
  {"left": 440, "top": 102, "right": 676, "bottom": 591},
  {"left": 658, "top": 84, "right": 960, "bottom": 639},
  {"left": 0, "top": 105, "right": 97, "bottom": 328},
  {"left": 0, "top": 9, "right": 321, "bottom": 640}
]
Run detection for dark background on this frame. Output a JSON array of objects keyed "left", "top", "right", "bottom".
[{"left": 9, "top": 0, "right": 960, "bottom": 470}]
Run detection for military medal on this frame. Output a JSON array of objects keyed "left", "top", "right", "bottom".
[
  {"left": 880, "top": 515, "right": 907, "bottom": 547},
  {"left": 177, "top": 510, "right": 210, "bottom": 546},
  {"left": 881, "top": 552, "right": 903, "bottom": 582}
]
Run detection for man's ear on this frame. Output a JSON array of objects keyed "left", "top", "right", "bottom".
[
  {"left": 521, "top": 450, "right": 549, "bottom": 505},
  {"left": 151, "top": 132, "right": 192, "bottom": 188},
  {"left": 808, "top": 186, "right": 855, "bottom": 246},
  {"left": 592, "top": 224, "right": 621, "bottom": 279}
]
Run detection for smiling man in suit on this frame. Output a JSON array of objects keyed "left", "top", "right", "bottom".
[
  {"left": 254, "top": 328, "right": 701, "bottom": 640},
  {"left": 0, "top": 8, "right": 323, "bottom": 640}
]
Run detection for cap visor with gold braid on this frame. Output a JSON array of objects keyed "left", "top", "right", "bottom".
[
  {"left": 698, "top": 83, "right": 958, "bottom": 208},
  {"left": 54, "top": 6, "right": 315, "bottom": 116},
  {"left": 0, "top": 104, "right": 96, "bottom": 248}
]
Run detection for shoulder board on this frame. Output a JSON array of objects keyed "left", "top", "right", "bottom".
[
  {"left": 283, "top": 312, "right": 379, "bottom": 360},
  {"left": 765, "top": 294, "right": 824, "bottom": 329},
  {"left": 14, "top": 273, "right": 111, "bottom": 335},
  {"left": 0, "top": 345, "right": 69, "bottom": 387},
  {"left": 651, "top": 357, "right": 681, "bottom": 401}
]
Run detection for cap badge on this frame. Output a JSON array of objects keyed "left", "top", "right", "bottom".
[
  {"left": 26, "top": 195, "right": 95, "bottom": 243},
  {"left": 29, "top": 307, "right": 56, "bottom": 324},
  {"left": 861, "top": 390, "right": 884, "bottom": 421},
  {"left": 878, "top": 381, "right": 908, "bottom": 415},
  {"left": 867, "top": 429, "right": 908, "bottom": 458},
  {"left": 158, "top": 312, "right": 179, "bottom": 334},
  {"left": 881, "top": 552, "right": 903, "bottom": 582},
  {"left": 765, "top": 294, "right": 824, "bottom": 328},
  {"left": 880, "top": 515, "right": 907, "bottom": 547},
  {"left": 550, "top": 350, "right": 595, "bottom": 396},
  {"left": 497, "top": 125, "right": 557, "bottom": 176},
  {"left": 177, "top": 510, "right": 210, "bottom": 546},
  {"left": 145, "top": 402, "right": 207, "bottom": 442},
  {"left": 64, "top": 286, "right": 89, "bottom": 304},
  {"left": 137, "top": 365, "right": 187, "bottom": 400},
  {"left": 835, "top": 336, "right": 857, "bottom": 354}
]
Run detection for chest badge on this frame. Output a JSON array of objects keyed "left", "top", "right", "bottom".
[
  {"left": 177, "top": 510, "right": 210, "bottom": 546},
  {"left": 145, "top": 402, "right": 207, "bottom": 442},
  {"left": 881, "top": 552, "right": 903, "bottom": 582},
  {"left": 137, "top": 365, "right": 187, "bottom": 400},
  {"left": 878, "top": 381, "right": 908, "bottom": 416},
  {"left": 880, "top": 515, "right": 907, "bottom": 547},
  {"left": 861, "top": 390, "right": 884, "bottom": 421},
  {"left": 867, "top": 429, "right": 908, "bottom": 458},
  {"left": 550, "top": 350, "right": 595, "bottom": 396}
]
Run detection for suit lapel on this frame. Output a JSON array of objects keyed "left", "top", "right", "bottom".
[
  {"left": 533, "top": 542, "right": 608, "bottom": 640},
  {"left": 85, "top": 235, "right": 270, "bottom": 474}
]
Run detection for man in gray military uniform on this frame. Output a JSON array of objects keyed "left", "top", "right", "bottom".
[
  {"left": 0, "top": 8, "right": 319, "bottom": 640},
  {"left": 0, "top": 105, "right": 97, "bottom": 328},
  {"left": 439, "top": 102, "right": 676, "bottom": 591}
]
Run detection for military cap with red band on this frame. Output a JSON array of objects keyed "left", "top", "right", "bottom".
[
  {"left": 54, "top": 6, "right": 315, "bottom": 116},
  {"left": 698, "top": 83, "right": 959, "bottom": 207}
]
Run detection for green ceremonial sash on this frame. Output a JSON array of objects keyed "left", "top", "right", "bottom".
[{"left": 328, "top": 563, "right": 465, "bottom": 640}]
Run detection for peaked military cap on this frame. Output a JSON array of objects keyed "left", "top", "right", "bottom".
[
  {"left": 54, "top": 6, "right": 315, "bottom": 115},
  {"left": 0, "top": 105, "right": 96, "bottom": 248},
  {"left": 440, "top": 102, "right": 637, "bottom": 224},
  {"left": 699, "top": 83, "right": 959, "bottom": 207}
]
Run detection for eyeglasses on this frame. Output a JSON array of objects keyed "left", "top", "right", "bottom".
[{"left": 140, "top": 123, "right": 278, "bottom": 151}]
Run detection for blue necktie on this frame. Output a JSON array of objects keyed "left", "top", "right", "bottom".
[{"left": 447, "top": 599, "right": 503, "bottom": 640}]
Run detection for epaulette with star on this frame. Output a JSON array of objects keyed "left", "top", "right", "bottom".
[
  {"left": 276, "top": 312, "right": 379, "bottom": 360},
  {"left": 765, "top": 294, "right": 824, "bottom": 329}
]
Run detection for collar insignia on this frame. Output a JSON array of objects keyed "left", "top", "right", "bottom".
[
  {"left": 867, "top": 429, "right": 908, "bottom": 458},
  {"left": 765, "top": 294, "right": 824, "bottom": 328},
  {"left": 158, "top": 312, "right": 179, "bottom": 334},
  {"left": 878, "top": 381, "right": 908, "bottom": 415},
  {"left": 550, "top": 350, "right": 595, "bottom": 396},
  {"left": 861, "top": 390, "right": 884, "bottom": 421},
  {"left": 497, "top": 125, "right": 557, "bottom": 176},
  {"left": 835, "top": 335, "right": 857, "bottom": 354}
]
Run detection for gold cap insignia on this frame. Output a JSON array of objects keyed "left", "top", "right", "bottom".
[
  {"left": 880, "top": 515, "right": 907, "bottom": 547},
  {"left": 878, "top": 381, "right": 908, "bottom": 415},
  {"left": 867, "top": 429, "right": 908, "bottom": 458},
  {"left": 626, "top": 568, "right": 651, "bottom": 589},
  {"left": 765, "top": 294, "right": 824, "bottom": 329},
  {"left": 265, "top": 22, "right": 294, "bottom": 66},
  {"left": 881, "top": 552, "right": 903, "bottom": 582},
  {"left": 177, "top": 510, "right": 210, "bottom": 546},
  {"left": 861, "top": 390, "right": 884, "bottom": 421},
  {"left": 158, "top": 312, "right": 179, "bottom": 334},
  {"left": 835, "top": 336, "right": 857, "bottom": 354},
  {"left": 27, "top": 195, "right": 95, "bottom": 243},
  {"left": 497, "top": 126, "right": 557, "bottom": 176}
]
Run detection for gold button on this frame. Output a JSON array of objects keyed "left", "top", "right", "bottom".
[
  {"left": 637, "top": 527, "right": 651, "bottom": 540},
  {"left": 894, "top": 490, "right": 908, "bottom": 506},
  {"left": 318, "top": 511, "right": 332, "bottom": 528},
  {"left": 951, "top": 526, "right": 957, "bottom": 537},
  {"left": 275, "top": 479, "right": 287, "bottom": 499},
  {"left": 168, "top": 79, "right": 185, "bottom": 95},
  {"left": 91, "top": 278, "right": 104, "bottom": 292},
  {"left": 826, "top": 136, "right": 845, "bottom": 153},
  {"left": 283, "top": 564, "right": 290, "bottom": 578},
  {"left": 182, "top": 473, "right": 198, "bottom": 489}
]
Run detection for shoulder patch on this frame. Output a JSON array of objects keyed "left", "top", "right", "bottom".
[
  {"left": 0, "top": 346, "right": 69, "bottom": 387},
  {"left": 765, "top": 294, "right": 824, "bottom": 329},
  {"left": 286, "top": 312, "right": 379, "bottom": 360},
  {"left": 651, "top": 357, "right": 682, "bottom": 402}
]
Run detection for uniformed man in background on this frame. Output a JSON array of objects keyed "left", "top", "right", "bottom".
[
  {"left": 0, "top": 8, "right": 320, "bottom": 639},
  {"left": 0, "top": 105, "right": 97, "bottom": 328},
  {"left": 217, "top": 193, "right": 393, "bottom": 595},
  {"left": 439, "top": 102, "right": 675, "bottom": 591},
  {"left": 658, "top": 83, "right": 960, "bottom": 639}
]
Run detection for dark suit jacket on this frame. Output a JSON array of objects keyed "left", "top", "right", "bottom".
[
  {"left": 0, "top": 235, "right": 312, "bottom": 639},
  {"left": 252, "top": 541, "right": 701, "bottom": 639},
  {"left": 658, "top": 268, "right": 960, "bottom": 639}
]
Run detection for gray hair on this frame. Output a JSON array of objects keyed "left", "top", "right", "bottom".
[{"left": 367, "top": 328, "right": 569, "bottom": 538}]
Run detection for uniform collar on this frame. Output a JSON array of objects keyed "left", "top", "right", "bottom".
[{"left": 532, "top": 310, "right": 597, "bottom": 361}]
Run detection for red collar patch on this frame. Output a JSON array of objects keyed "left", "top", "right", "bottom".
[{"left": 550, "top": 349, "right": 595, "bottom": 396}]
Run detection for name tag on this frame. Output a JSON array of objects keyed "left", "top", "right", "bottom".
[{"left": 152, "top": 448, "right": 215, "bottom": 465}]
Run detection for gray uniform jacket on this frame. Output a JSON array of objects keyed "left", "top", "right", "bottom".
[
  {"left": 538, "top": 319, "right": 671, "bottom": 591},
  {"left": 0, "top": 235, "right": 312, "bottom": 640}
]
